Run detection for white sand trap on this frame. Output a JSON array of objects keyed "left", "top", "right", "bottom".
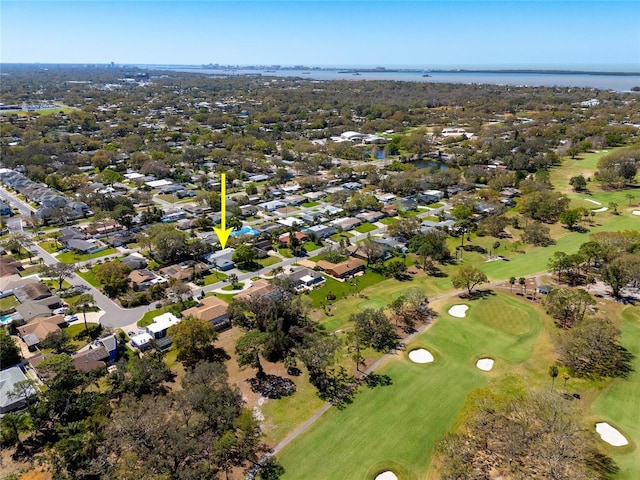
[
  {"left": 595, "top": 423, "right": 628, "bottom": 446},
  {"left": 409, "top": 348, "right": 434, "bottom": 364},
  {"left": 632, "top": 210, "right": 640, "bottom": 216},
  {"left": 476, "top": 358, "right": 495, "bottom": 371},
  {"left": 591, "top": 207, "right": 608, "bottom": 212},
  {"left": 375, "top": 472, "right": 398, "bottom": 480},
  {"left": 448, "top": 304, "right": 469, "bottom": 318},
  {"left": 584, "top": 198, "right": 602, "bottom": 205}
]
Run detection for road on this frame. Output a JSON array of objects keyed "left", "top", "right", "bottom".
[{"left": 1, "top": 186, "right": 155, "bottom": 328}]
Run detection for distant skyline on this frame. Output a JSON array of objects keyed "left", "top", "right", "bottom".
[{"left": 1, "top": 1, "right": 639, "bottom": 70}]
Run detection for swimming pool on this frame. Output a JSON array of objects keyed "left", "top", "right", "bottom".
[
  {"left": 0, "top": 314, "right": 16, "bottom": 326},
  {"left": 231, "top": 226, "right": 259, "bottom": 237}
]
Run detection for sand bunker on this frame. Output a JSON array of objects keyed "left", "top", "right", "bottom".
[
  {"left": 409, "top": 348, "right": 434, "bottom": 364},
  {"left": 632, "top": 210, "right": 640, "bottom": 216},
  {"left": 584, "top": 198, "right": 602, "bottom": 205},
  {"left": 375, "top": 472, "right": 398, "bottom": 480},
  {"left": 448, "top": 304, "right": 469, "bottom": 318},
  {"left": 476, "top": 358, "right": 494, "bottom": 371},
  {"left": 591, "top": 207, "right": 608, "bottom": 212},
  {"left": 595, "top": 423, "right": 628, "bottom": 446}
]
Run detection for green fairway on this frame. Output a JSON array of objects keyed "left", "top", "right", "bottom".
[
  {"left": 278, "top": 294, "right": 543, "bottom": 479},
  {"left": 590, "top": 306, "right": 640, "bottom": 480}
]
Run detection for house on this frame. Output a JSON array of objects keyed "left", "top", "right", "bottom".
[
  {"left": 204, "top": 248, "right": 236, "bottom": 271},
  {"left": 97, "top": 334, "right": 119, "bottom": 363},
  {"left": 66, "top": 238, "right": 107, "bottom": 255},
  {"left": 83, "top": 220, "right": 124, "bottom": 237},
  {"left": 160, "top": 262, "right": 209, "bottom": 282},
  {"left": 17, "top": 314, "right": 66, "bottom": 351},
  {"left": 239, "top": 205, "right": 258, "bottom": 217},
  {"left": 15, "top": 301, "right": 53, "bottom": 322},
  {"left": 130, "top": 332, "right": 154, "bottom": 351},
  {"left": 0, "top": 367, "right": 37, "bottom": 414},
  {"left": 0, "top": 256, "right": 22, "bottom": 277},
  {"left": 14, "top": 282, "right": 52, "bottom": 302},
  {"left": 304, "top": 224, "right": 335, "bottom": 239},
  {"left": 258, "top": 200, "right": 286, "bottom": 212},
  {"left": 342, "top": 182, "right": 363, "bottom": 190},
  {"left": 373, "top": 236, "right": 409, "bottom": 254},
  {"left": 381, "top": 204, "right": 398, "bottom": 217},
  {"left": 355, "top": 210, "right": 386, "bottom": 223},
  {"left": 146, "top": 312, "right": 181, "bottom": 341},
  {"left": 181, "top": 295, "right": 230, "bottom": 330},
  {"left": 121, "top": 254, "right": 148, "bottom": 271},
  {"left": 129, "top": 269, "right": 159, "bottom": 290},
  {"left": 72, "top": 346, "right": 109, "bottom": 373},
  {"left": 278, "top": 231, "right": 308, "bottom": 247},
  {"left": 282, "top": 266, "right": 325, "bottom": 292},
  {"left": 235, "top": 279, "right": 273, "bottom": 300},
  {"left": 316, "top": 258, "right": 365, "bottom": 279},
  {"left": 331, "top": 217, "right": 361, "bottom": 231}
]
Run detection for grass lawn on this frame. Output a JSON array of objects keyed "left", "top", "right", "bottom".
[
  {"left": 398, "top": 209, "right": 421, "bottom": 218},
  {"left": 39, "top": 240, "right": 63, "bottom": 253},
  {"left": 379, "top": 217, "right": 398, "bottom": 225},
  {"left": 277, "top": 248, "right": 294, "bottom": 258},
  {"left": 201, "top": 271, "right": 228, "bottom": 286},
  {"left": 278, "top": 293, "right": 544, "bottom": 479},
  {"left": 76, "top": 267, "right": 102, "bottom": 289},
  {"left": 0, "top": 295, "right": 19, "bottom": 312},
  {"left": 307, "top": 270, "right": 386, "bottom": 309},
  {"left": 302, "top": 201, "right": 319, "bottom": 208},
  {"left": 56, "top": 248, "right": 117, "bottom": 264},
  {"left": 257, "top": 255, "right": 280, "bottom": 268},
  {"left": 354, "top": 223, "right": 377, "bottom": 234},
  {"left": 221, "top": 283, "right": 244, "bottom": 291},
  {"left": 330, "top": 232, "right": 354, "bottom": 242},
  {"left": 19, "top": 265, "right": 41, "bottom": 277},
  {"left": 43, "top": 279, "right": 73, "bottom": 292},
  {"left": 589, "top": 306, "right": 640, "bottom": 480},
  {"left": 303, "top": 241, "right": 323, "bottom": 252}
]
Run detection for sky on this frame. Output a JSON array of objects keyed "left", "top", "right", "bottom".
[{"left": 1, "top": 1, "right": 639, "bottom": 69}]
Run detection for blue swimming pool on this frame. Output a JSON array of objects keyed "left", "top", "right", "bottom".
[
  {"left": 231, "top": 226, "right": 259, "bottom": 237},
  {"left": 0, "top": 314, "right": 16, "bottom": 326}
]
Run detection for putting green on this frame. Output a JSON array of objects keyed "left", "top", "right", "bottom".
[{"left": 278, "top": 294, "right": 543, "bottom": 479}]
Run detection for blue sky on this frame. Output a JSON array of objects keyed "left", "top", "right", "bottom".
[{"left": 1, "top": 1, "right": 639, "bottom": 69}]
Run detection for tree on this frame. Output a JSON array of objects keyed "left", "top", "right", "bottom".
[
  {"left": 232, "top": 244, "right": 257, "bottom": 268},
  {"left": 556, "top": 316, "right": 634, "bottom": 378},
  {"left": 41, "top": 330, "right": 72, "bottom": 353},
  {"left": 358, "top": 237, "right": 384, "bottom": 265},
  {"left": 228, "top": 273, "right": 240, "bottom": 289},
  {"left": 544, "top": 287, "right": 597, "bottom": 329},
  {"left": 72, "top": 293, "right": 95, "bottom": 336},
  {"left": 569, "top": 174, "right": 587, "bottom": 191},
  {"left": 153, "top": 228, "right": 189, "bottom": 263},
  {"left": 509, "top": 276, "right": 516, "bottom": 293},
  {"left": 601, "top": 258, "right": 634, "bottom": 298},
  {"left": 518, "top": 276, "right": 526, "bottom": 295},
  {"left": 409, "top": 230, "right": 451, "bottom": 264},
  {"left": 548, "top": 365, "right": 559, "bottom": 390},
  {"left": 559, "top": 208, "right": 583, "bottom": 230},
  {"left": 451, "top": 266, "right": 488, "bottom": 296},
  {"left": 297, "top": 332, "right": 341, "bottom": 377},
  {"left": 168, "top": 278, "right": 192, "bottom": 306},
  {"left": 386, "top": 217, "right": 421, "bottom": 240},
  {"left": 0, "top": 411, "right": 31, "bottom": 447},
  {"left": 235, "top": 331, "right": 268, "bottom": 377},
  {"left": 94, "top": 260, "right": 131, "bottom": 297},
  {"left": 0, "top": 331, "right": 21, "bottom": 367},
  {"left": 351, "top": 308, "right": 399, "bottom": 352},
  {"left": 521, "top": 220, "right": 553, "bottom": 246},
  {"left": 168, "top": 316, "right": 219, "bottom": 367},
  {"left": 385, "top": 258, "right": 408, "bottom": 279}
]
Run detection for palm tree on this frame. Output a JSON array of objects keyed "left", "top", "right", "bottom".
[
  {"left": 509, "top": 276, "right": 516, "bottom": 293},
  {"left": 75, "top": 293, "right": 96, "bottom": 336}
]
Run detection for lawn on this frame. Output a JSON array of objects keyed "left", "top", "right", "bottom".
[
  {"left": 354, "top": 223, "right": 377, "bottom": 234},
  {"left": 257, "top": 255, "right": 280, "bottom": 268},
  {"left": 76, "top": 267, "right": 102, "bottom": 289},
  {"left": 0, "top": 295, "right": 19, "bottom": 312},
  {"left": 302, "top": 201, "right": 319, "bottom": 208},
  {"left": 379, "top": 217, "right": 398, "bottom": 225},
  {"left": 201, "top": 271, "right": 228, "bottom": 286},
  {"left": 56, "top": 248, "right": 118, "bottom": 264},
  {"left": 277, "top": 293, "right": 544, "bottom": 479},
  {"left": 303, "top": 241, "right": 323, "bottom": 252},
  {"left": 330, "top": 232, "right": 353, "bottom": 242},
  {"left": 39, "top": 240, "right": 63, "bottom": 253},
  {"left": 589, "top": 306, "right": 640, "bottom": 480},
  {"left": 307, "top": 270, "right": 387, "bottom": 309},
  {"left": 19, "top": 265, "right": 41, "bottom": 277}
]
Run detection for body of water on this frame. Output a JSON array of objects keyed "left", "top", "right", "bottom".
[{"left": 150, "top": 66, "right": 640, "bottom": 92}]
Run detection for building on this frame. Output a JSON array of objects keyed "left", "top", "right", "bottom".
[
  {"left": 128, "top": 269, "right": 160, "bottom": 290},
  {"left": 181, "top": 295, "right": 230, "bottom": 330},
  {"left": 304, "top": 224, "right": 335, "bottom": 239},
  {"left": 18, "top": 314, "right": 66, "bottom": 351},
  {"left": 0, "top": 367, "right": 37, "bottom": 414},
  {"left": 282, "top": 266, "right": 325, "bottom": 292},
  {"left": 204, "top": 248, "right": 236, "bottom": 271},
  {"left": 160, "top": 262, "right": 209, "bottom": 282},
  {"left": 316, "top": 258, "right": 365, "bottom": 279}
]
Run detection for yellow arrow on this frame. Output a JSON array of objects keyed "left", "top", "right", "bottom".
[{"left": 213, "top": 173, "right": 233, "bottom": 249}]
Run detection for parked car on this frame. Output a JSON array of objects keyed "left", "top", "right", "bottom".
[
  {"left": 64, "top": 314, "right": 78, "bottom": 322},
  {"left": 54, "top": 306, "right": 68, "bottom": 314}
]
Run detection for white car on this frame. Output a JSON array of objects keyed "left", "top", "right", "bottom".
[
  {"left": 54, "top": 307, "right": 69, "bottom": 314},
  {"left": 64, "top": 314, "right": 78, "bottom": 322}
]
